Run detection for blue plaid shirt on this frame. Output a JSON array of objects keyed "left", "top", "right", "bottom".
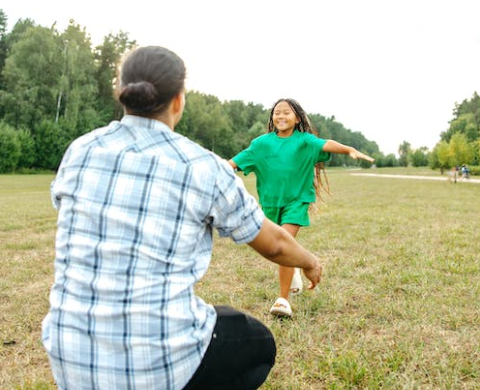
[{"left": 42, "top": 115, "right": 264, "bottom": 390}]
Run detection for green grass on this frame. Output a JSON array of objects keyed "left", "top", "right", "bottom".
[{"left": 1, "top": 170, "right": 479, "bottom": 389}]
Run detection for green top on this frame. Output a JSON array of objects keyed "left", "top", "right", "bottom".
[{"left": 232, "top": 130, "right": 330, "bottom": 207}]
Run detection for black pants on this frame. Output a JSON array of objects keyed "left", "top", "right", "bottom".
[{"left": 183, "top": 306, "right": 276, "bottom": 390}]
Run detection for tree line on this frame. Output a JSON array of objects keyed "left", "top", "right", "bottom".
[
  {"left": 429, "top": 92, "right": 480, "bottom": 173},
  {"left": 0, "top": 10, "right": 478, "bottom": 174}
]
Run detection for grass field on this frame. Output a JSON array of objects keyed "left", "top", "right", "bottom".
[{"left": 1, "top": 168, "right": 479, "bottom": 389}]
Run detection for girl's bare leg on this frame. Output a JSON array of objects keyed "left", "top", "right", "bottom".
[{"left": 278, "top": 224, "right": 301, "bottom": 300}]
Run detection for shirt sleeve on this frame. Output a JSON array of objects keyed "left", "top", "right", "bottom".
[
  {"left": 309, "top": 135, "right": 331, "bottom": 163},
  {"left": 231, "top": 138, "right": 259, "bottom": 175},
  {"left": 50, "top": 142, "right": 75, "bottom": 210},
  {"left": 210, "top": 158, "right": 264, "bottom": 244},
  {"left": 50, "top": 180, "right": 60, "bottom": 210}
]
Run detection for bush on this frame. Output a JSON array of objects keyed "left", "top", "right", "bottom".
[
  {"left": 0, "top": 122, "right": 21, "bottom": 173},
  {"left": 34, "top": 120, "right": 69, "bottom": 170},
  {"left": 16, "top": 129, "right": 36, "bottom": 169},
  {"left": 467, "top": 165, "right": 480, "bottom": 176}
]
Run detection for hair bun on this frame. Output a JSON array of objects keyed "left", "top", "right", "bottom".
[{"left": 119, "top": 81, "right": 159, "bottom": 113}]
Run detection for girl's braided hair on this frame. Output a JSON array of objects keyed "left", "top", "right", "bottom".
[{"left": 267, "top": 98, "right": 331, "bottom": 209}]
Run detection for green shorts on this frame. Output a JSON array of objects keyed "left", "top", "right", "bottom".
[{"left": 262, "top": 201, "right": 310, "bottom": 227}]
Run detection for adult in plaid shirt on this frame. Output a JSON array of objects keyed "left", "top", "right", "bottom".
[{"left": 42, "top": 46, "right": 322, "bottom": 390}]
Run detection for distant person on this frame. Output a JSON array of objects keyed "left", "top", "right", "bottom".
[
  {"left": 448, "top": 167, "right": 457, "bottom": 183},
  {"left": 461, "top": 164, "right": 470, "bottom": 179},
  {"left": 228, "top": 98, "right": 374, "bottom": 317},
  {"left": 42, "top": 46, "right": 323, "bottom": 390}
]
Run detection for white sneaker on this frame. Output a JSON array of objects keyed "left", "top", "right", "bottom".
[
  {"left": 289, "top": 268, "right": 303, "bottom": 296},
  {"left": 269, "top": 297, "right": 292, "bottom": 317}
]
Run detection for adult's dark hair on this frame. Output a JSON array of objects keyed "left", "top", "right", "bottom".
[{"left": 118, "top": 46, "right": 186, "bottom": 116}]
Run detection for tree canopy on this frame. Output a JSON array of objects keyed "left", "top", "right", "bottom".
[
  {"left": 429, "top": 92, "right": 480, "bottom": 171},
  {"left": 1, "top": 9, "right": 477, "bottom": 173}
]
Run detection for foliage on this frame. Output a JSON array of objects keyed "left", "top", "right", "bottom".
[
  {"left": 430, "top": 92, "right": 480, "bottom": 169},
  {"left": 374, "top": 153, "right": 399, "bottom": 168},
  {"left": 93, "top": 31, "right": 136, "bottom": 122},
  {"left": 397, "top": 141, "right": 411, "bottom": 167},
  {"left": 33, "top": 120, "right": 69, "bottom": 170},
  {"left": 408, "top": 146, "right": 429, "bottom": 167},
  {"left": 0, "top": 121, "right": 36, "bottom": 172},
  {"left": 467, "top": 165, "right": 480, "bottom": 175},
  {"left": 0, "top": 121, "right": 20, "bottom": 172},
  {"left": 10, "top": 8, "right": 477, "bottom": 172},
  {"left": 0, "top": 9, "right": 381, "bottom": 172},
  {"left": 430, "top": 132, "right": 476, "bottom": 171},
  {"left": 449, "top": 132, "right": 475, "bottom": 166},
  {"left": 16, "top": 128, "right": 36, "bottom": 169},
  {"left": 1, "top": 24, "right": 60, "bottom": 129},
  {"left": 0, "top": 9, "right": 8, "bottom": 89},
  {"left": 0, "top": 13, "right": 136, "bottom": 171}
]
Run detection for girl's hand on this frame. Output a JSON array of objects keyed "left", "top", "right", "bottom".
[
  {"left": 350, "top": 149, "right": 375, "bottom": 162},
  {"left": 323, "top": 140, "right": 374, "bottom": 163}
]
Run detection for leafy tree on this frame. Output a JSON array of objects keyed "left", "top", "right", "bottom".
[
  {"left": 247, "top": 121, "right": 266, "bottom": 139},
  {"left": 223, "top": 99, "right": 250, "bottom": 152},
  {"left": 475, "top": 139, "right": 480, "bottom": 165},
  {"left": 94, "top": 31, "right": 136, "bottom": 122},
  {"left": 443, "top": 115, "right": 479, "bottom": 143},
  {"left": 53, "top": 20, "right": 102, "bottom": 139},
  {"left": 0, "top": 9, "right": 8, "bottom": 89},
  {"left": 181, "top": 91, "right": 234, "bottom": 157},
  {"left": 245, "top": 102, "right": 268, "bottom": 128},
  {"left": 223, "top": 100, "right": 270, "bottom": 153},
  {"left": 1, "top": 24, "right": 61, "bottom": 129},
  {"left": 409, "top": 147, "right": 429, "bottom": 167},
  {"left": 383, "top": 153, "right": 399, "bottom": 167},
  {"left": 0, "top": 12, "right": 382, "bottom": 171},
  {"left": 398, "top": 141, "right": 411, "bottom": 167},
  {"left": 224, "top": 100, "right": 249, "bottom": 133},
  {"left": 438, "top": 92, "right": 479, "bottom": 168},
  {"left": 0, "top": 121, "right": 21, "bottom": 172},
  {"left": 449, "top": 132, "right": 474, "bottom": 167},
  {"left": 174, "top": 104, "right": 190, "bottom": 136},
  {"left": 16, "top": 128, "right": 36, "bottom": 169},
  {"left": 2, "top": 17, "right": 35, "bottom": 45},
  {"left": 0, "top": 15, "right": 36, "bottom": 87},
  {"left": 435, "top": 141, "right": 455, "bottom": 169},
  {"left": 428, "top": 147, "right": 440, "bottom": 171},
  {"left": 34, "top": 120, "right": 69, "bottom": 170},
  {"left": 309, "top": 113, "right": 332, "bottom": 140},
  {"left": 452, "top": 92, "right": 480, "bottom": 124},
  {"left": 0, "top": 17, "right": 36, "bottom": 122},
  {"left": 370, "top": 152, "right": 385, "bottom": 167}
]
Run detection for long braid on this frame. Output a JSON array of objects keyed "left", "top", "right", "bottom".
[{"left": 268, "top": 98, "right": 331, "bottom": 209}]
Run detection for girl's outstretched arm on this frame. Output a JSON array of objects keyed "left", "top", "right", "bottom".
[
  {"left": 227, "top": 159, "right": 238, "bottom": 169},
  {"left": 323, "top": 140, "right": 375, "bottom": 162}
]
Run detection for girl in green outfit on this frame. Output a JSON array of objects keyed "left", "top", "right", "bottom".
[{"left": 228, "top": 98, "right": 374, "bottom": 317}]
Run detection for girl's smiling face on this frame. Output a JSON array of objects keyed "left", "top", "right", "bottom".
[{"left": 272, "top": 101, "right": 299, "bottom": 137}]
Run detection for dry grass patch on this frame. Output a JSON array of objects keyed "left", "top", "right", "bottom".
[{"left": 1, "top": 169, "right": 479, "bottom": 389}]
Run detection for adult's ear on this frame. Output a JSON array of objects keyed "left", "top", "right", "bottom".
[{"left": 172, "top": 90, "right": 186, "bottom": 126}]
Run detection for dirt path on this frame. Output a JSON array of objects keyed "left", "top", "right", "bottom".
[{"left": 350, "top": 172, "right": 480, "bottom": 184}]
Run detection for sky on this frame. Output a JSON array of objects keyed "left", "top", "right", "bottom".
[{"left": 2, "top": 0, "right": 480, "bottom": 156}]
